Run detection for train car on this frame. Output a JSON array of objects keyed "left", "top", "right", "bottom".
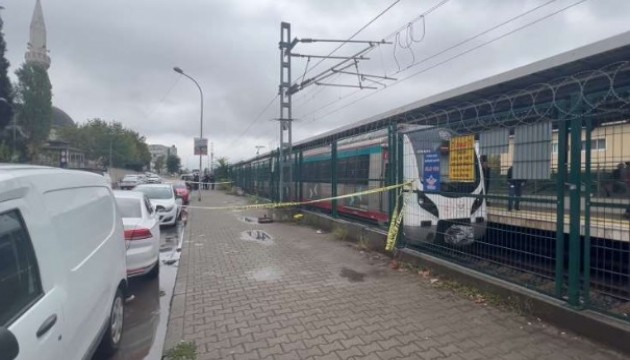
[
  {"left": 300, "top": 126, "right": 487, "bottom": 246},
  {"left": 401, "top": 127, "right": 486, "bottom": 246},
  {"left": 301, "top": 129, "right": 390, "bottom": 224}
]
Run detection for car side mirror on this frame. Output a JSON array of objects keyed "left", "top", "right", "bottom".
[{"left": 0, "top": 327, "right": 19, "bottom": 360}]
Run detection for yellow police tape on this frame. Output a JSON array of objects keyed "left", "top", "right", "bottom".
[
  {"left": 385, "top": 188, "right": 406, "bottom": 252},
  {"left": 183, "top": 181, "right": 413, "bottom": 251},
  {"left": 181, "top": 180, "right": 234, "bottom": 185}
]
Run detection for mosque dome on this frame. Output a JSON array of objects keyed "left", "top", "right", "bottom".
[{"left": 51, "top": 106, "right": 75, "bottom": 128}]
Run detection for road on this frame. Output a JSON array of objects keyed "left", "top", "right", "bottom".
[{"left": 93, "top": 212, "right": 186, "bottom": 360}]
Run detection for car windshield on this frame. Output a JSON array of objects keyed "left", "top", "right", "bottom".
[
  {"left": 135, "top": 186, "right": 173, "bottom": 200},
  {"left": 115, "top": 197, "right": 142, "bottom": 218}
]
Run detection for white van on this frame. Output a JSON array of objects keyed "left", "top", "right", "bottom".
[{"left": 0, "top": 165, "right": 128, "bottom": 360}]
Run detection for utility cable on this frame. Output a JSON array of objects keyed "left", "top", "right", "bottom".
[
  {"left": 309, "top": 0, "right": 589, "bottom": 125},
  {"left": 297, "top": 0, "right": 402, "bottom": 82},
  {"left": 228, "top": 94, "right": 279, "bottom": 147}
]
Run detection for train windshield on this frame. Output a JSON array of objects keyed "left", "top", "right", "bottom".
[{"left": 406, "top": 129, "right": 481, "bottom": 195}]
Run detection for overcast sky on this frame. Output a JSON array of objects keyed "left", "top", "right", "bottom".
[{"left": 2, "top": 0, "right": 630, "bottom": 169}]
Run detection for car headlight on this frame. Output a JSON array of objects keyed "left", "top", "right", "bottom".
[{"left": 164, "top": 205, "right": 174, "bottom": 212}]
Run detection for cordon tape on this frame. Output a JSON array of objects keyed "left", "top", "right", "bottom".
[{"left": 183, "top": 181, "right": 413, "bottom": 251}]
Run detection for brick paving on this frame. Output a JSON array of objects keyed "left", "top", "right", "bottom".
[{"left": 164, "top": 190, "right": 625, "bottom": 360}]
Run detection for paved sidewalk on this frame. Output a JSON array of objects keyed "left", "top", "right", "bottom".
[{"left": 165, "top": 190, "right": 625, "bottom": 360}]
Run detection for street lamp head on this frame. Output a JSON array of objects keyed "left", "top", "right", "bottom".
[{"left": 173, "top": 67, "right": 184, "bottom": 74}]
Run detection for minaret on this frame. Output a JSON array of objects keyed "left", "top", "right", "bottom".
[{"left": 25, "top": 0, "right": 50, "bottom": 69}]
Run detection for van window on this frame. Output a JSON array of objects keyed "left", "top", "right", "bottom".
[
  {"left": 44, "top": 187, "right": 115, "bottom": 268},
  {"left": 0, "top": 210, "right": 43, "bottom": 326}
]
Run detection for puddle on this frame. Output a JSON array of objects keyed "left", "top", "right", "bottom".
[
  {"left": 249, "top": 267, "right": 283, "bottom": 281},
  {"left": 240, "top": 230, "right": 273, "bottom": 245},
  {"left": 340, "top": 267, "right": 366, "bottom": 282}
]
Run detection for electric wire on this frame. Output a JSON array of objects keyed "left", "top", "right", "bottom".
[{"left": 309, "top": 0, "right": 589, "bottom": 124}]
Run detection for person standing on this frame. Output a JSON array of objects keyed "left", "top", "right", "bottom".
[
  {"left": 193, "top": 173, "right": 199, "bottom": 191},
  {"left": 507, "top": 166, "right": 523, "bottom": 211}
]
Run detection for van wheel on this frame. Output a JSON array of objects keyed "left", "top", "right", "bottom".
[
  {"left": 147, "top": 261, "right": 159, "bottom": 279},
  {"left": 98, "top": 288, "right": 124, "bottom": 355}
]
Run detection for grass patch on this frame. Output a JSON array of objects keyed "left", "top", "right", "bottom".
[{"left": 163, "top": 341, "right": 197, "bottom": 360}]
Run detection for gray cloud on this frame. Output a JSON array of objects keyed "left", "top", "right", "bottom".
[{"left": 2, "top": 0, "right": 630, "bottom": 169}]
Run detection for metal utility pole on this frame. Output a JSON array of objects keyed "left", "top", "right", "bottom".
[
  {"left": 278, "top": 22, "right": 293, "bottom": 202},
  {"left": 276, "top": 23, "right": 392, "bottom": 203},
  {"left": 255, "top": 145, "right": 265, "bottom": 155},
  {"left": 173, "top": 66, "right": 204, "bottom": 202}
]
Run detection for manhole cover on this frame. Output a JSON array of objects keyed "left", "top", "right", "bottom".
[{"left": 241, "top": 230, "right": 273, "bottom": 243}]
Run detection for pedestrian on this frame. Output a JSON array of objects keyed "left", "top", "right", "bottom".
[
  {"left": 481, "top": 155, "right": 490, "bottom": 205},
  {"left": 507, "top": 166, "right": 523, "bottom": 211},
  {"left": 202, "top": 174, "right": 209, "bottom": 190},
  {"left": 209, "top": 173, "right": 216, "bottom": 190},
  {"left": 193, "top": 173, "right": 199, "bottom": 191}
]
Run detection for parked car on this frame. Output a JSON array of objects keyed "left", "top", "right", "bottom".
[
  {"left": 113, "top": 191, "right": 160, "bottom": 278},
  {"left": 132, "top": 184, "right": 180, "bottom": 227},
  {"left": 0, "top": 165, "right": 127, "bottom": 360},
  {"left": 119, "top": 175, "right": 143, "bottom": 190},
  {"left": 172, "top": 182, "right": 190, "bottom": 205},
  {"left": 146, "top": 175, "right": 161, "bottom": 184},
  {"left": 180, "top": 174, "right": 194, "bottom": 190}
]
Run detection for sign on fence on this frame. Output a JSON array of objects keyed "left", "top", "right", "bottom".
[
  {"left": 423, "top": 152, "right": 441, "bottom": 192},
  {"left": 449, "top": 135, "right": 475, "bottom": 182}
]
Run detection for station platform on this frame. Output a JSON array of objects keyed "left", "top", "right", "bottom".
[
  {"left": 488, "top": 206, "right": 630, "bottom": 242},
  {"left": 164, "top": 189, "right": 625, "bottom": 359}
]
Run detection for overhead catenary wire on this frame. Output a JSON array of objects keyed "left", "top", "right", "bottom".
[
  {"left": 307, "top": 0, "right": 587, "bottom": 125},
  {"left": 297, "top": 0, "right": 402, "bottom": 82},
  {"left": 145, "top": 75, "right": 181, "bottom": 121},
  {"left": 228, "top": 94, "right": 279, "bottom": 148}
]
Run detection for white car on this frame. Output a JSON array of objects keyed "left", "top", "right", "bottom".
[
  {"left": 0, "top": 165, "right": 127, "bottom": 360},
  {"left": 113, "top": 191, "right": 160, "bottom": 278},
  {"left": 133, "top": 184, "right": 180, "bottom": 227},
  {"left": 119, "top": 175, "right": 143, "bottom": 190},
  {"left": 146, "top": 175, "right": 161, "bottom": 184}
]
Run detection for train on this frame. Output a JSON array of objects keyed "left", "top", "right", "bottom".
[{"left": 241, "top": 125, "right": 487, "bottom": 246}]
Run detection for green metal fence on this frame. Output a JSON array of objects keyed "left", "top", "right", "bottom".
[{"left": 231, "top": 59, "right": 630, "bottom": 321}]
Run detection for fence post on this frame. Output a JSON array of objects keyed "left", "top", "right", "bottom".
[
  {"left": 568, "top": 115, "right": 583, "bottom": 307},
  {"left": 582, "top": 117, "right": 592, "bottom": 306},
  {"left": 298, "top": 151, "right": 303, "bottom": 202},
  {"left": 388, "top": 124, "right": 396, "bottom": 221},
  {"left": 331, "top": 141, "right": 339, "bottom": 218},
  {"left": 556, "top": 119, "right": 568, "bottom": 298},
  {"left": 396, "top": 130, "right": 405, "bottom": 248}
]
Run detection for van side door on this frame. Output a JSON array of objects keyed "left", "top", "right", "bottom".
[{"left": 1, "top": 207, "right": 64, "bottom": 360}]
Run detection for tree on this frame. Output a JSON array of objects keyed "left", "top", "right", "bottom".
[
  {"left": 0, "top": 13, "right": 13, "bottom": 130},
  {"left": 14, "top": 63, "right": 52, "bottom": 159},
  {"left": 166, "top": 154, "right": 181, "bottom": 174},
  {"left": 57, "top": 119, "right": 151, "bottom": 170},
  {"left": 154, "top": 155, "right": 165, "bottom": 174},
  {"left": 215, "top": 157, "right": 229, "bottom": 179}
]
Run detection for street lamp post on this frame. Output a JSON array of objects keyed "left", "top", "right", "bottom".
[{"left": 173, "top": 67, "right": 204, "bottom": 202}]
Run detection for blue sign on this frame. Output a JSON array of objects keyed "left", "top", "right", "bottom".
[{"left": 423, "top": 152, "right": 440, "bottom": 192}]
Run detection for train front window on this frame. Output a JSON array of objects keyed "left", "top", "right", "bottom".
[{"left": 407, "top": 130, "right": 481, "bottom": 195}]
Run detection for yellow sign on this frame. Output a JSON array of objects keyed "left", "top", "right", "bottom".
[{"left": 449, "top": 135, "right": 475, "bottom": 182}]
